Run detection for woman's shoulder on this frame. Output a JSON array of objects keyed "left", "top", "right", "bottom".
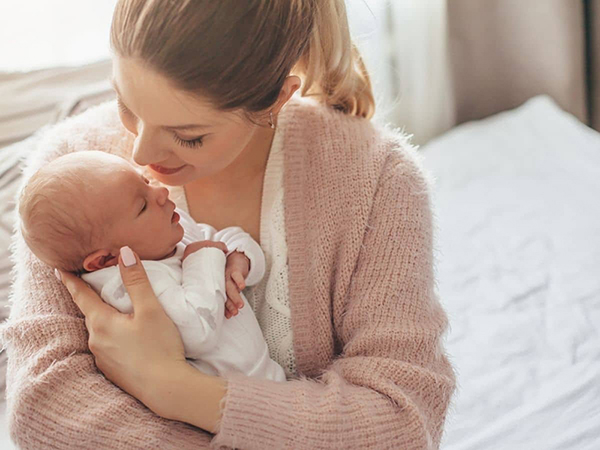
[
  {"left": 23, "top": 100, "right": 133, "bottom": 178},
  {"left": 282, "top": 95, "right": 431, "bottom": 192}
]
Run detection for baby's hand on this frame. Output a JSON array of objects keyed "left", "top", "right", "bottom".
[
  {"left": 182, "top": 240, "right": 228, "bottom": 262},
  {"left": 224, "top": 251, "right": 250, "bottom": 318}
]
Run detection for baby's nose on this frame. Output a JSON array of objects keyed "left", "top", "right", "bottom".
[{"left": 156, "top": 187, "right": 169, "bottom": 206}]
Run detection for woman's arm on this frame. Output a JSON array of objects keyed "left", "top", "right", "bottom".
[
  {"left": 200, "top": 151, "right": 456, "bottom": 449},
  {"left": 2, "top": 240, "right": 215, "bottom": 449}
]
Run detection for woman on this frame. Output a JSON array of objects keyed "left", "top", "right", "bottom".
[{"left": 3, "top": 1, "right": 455, "bottom": 448}]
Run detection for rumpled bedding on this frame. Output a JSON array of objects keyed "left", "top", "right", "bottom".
[{"left": 422, "top": 96, "right": 600, "bottom": 450}]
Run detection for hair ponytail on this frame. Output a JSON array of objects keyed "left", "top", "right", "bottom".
[
  {"left": 293, "top": 0, "right": 375, "bottom": 119},
  {"left": 111, "top": 0, "right": 375, "bottom": 119}
]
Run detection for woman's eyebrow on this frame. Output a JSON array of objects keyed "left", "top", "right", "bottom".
[{"left": 164, "top": 123, "right": 210, "bottom": 131}]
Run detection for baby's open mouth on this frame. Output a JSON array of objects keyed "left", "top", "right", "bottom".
[{"left": 171, "top": 210, "right": 180, "bottom": 224}]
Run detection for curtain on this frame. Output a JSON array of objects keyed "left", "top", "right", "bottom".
[
  {"left": 348, "top": 0, "right": 455, "bottom": 145},
  {"left": 447, "top": 0, "right": 587, "bottom": 128}
]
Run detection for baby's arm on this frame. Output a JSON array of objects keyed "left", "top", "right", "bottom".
[
  {"left": 200, "top": 225, "right": 266, "bottom": 287},
  {"left": 103, "top": 247, "right": 227, "bottom": 358},
  {"left": 160, "top": 247, "right": 227, "bottom": 357},
  {"left": 205, "top": 226, "right": 266, "bottom": 317}
]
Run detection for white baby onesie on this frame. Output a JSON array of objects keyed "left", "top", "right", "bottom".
[{"left": 82, "top": 211, "right": 286, "bottom": 382}]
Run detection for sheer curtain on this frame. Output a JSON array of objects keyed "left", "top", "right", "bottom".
[{"left": 348, "top": 0, "right": 455, "bottom": 144}]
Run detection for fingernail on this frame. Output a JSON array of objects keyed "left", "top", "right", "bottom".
[
  {"left": 120, "top": 246, "right": 137, "bottom": 267},
  {"left": 54, "top": 268, "right": 61, "bottom": 281}
]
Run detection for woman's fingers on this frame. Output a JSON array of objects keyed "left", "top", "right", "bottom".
[
  {"left": 117, "top": 246, "right": 161, "bottom": 315},
  {"left": 58, "top": 269, "right": 114, "bottom": 319}
]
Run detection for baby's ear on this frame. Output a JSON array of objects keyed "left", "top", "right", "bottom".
[{"left": 83, "top": 249, "right": 119, "bottom": 272}]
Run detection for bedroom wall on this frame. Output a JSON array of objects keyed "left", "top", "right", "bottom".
[{"left": 448, "top": 0, "right": 588, "bottom": 128}]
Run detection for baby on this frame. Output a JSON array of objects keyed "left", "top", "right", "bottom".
[{"left": 19, "top": 150, "right": 286, "bottom": 382}]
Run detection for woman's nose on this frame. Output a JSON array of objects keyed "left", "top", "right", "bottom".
[
  {"left": 155, "top": 187, "right": 169, "bottom": 206},
  {"left": 131, "top": 126, "right": 170, "bottom": 166}
]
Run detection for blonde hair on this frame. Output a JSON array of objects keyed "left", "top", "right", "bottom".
[
  {"left": 110, "top": 0, "right": 375, "bottom": 118},
  {"left": 19, "top": 154, "right": 108, "bottom": 273}
]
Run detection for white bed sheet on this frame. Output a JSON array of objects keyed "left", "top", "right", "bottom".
[{"left": 422, "top": 96, "right": 600, "bottom": 449}]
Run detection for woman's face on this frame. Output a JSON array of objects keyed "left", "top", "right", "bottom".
[{"left": 111, "top": 56, "right": 260, "bottom": 186}]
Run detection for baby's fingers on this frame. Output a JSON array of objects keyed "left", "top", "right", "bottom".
[
  {"left": 224, "top": 297, "right": 237, "bottom": 318},
  {"left": 231, "top": 271, "right": 246, "bottom": 291},
  {"left": 226, "top": 279, "right": 244, "bottom": 310}
]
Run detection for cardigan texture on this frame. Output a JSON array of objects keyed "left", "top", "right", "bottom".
[{"left": 2, "top": 95, "right": 456, "bottom": 449}]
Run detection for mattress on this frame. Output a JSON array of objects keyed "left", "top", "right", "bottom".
[{"left": 422, "top": 96, "right": 600, "bottom": 449}]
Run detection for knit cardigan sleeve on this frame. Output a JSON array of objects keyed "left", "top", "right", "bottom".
[
  {"left": 210, "top": 149, "right": 456, "bottom": 449},
  {"left": 1, "top": 103, "right": 216, "bottom": 449},
  {"left": 2, "top": 247, "right": 217, "bottom": 449}
]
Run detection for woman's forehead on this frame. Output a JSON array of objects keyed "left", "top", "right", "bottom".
[{"left": 111, "top": 56, "right": 224, "bottom": 129}]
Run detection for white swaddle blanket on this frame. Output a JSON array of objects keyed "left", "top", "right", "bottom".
[{"left": 82, "top": 208, "right": 286, "bottom": 382}]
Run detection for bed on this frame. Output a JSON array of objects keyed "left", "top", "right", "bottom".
[
  {"left": 423, "top": 96, "right": 600, "bottom": 449},
  {"left": 1, "top": 2, "right": 599, "bottom": 448}
]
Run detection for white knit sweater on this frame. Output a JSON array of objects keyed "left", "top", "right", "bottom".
[{"left": 169, "top": 125, "right": 297, "bottom": 379}]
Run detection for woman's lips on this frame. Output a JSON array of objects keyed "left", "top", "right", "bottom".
[{"left": 149, "top": 164, "right": 186, "bottom": 175}]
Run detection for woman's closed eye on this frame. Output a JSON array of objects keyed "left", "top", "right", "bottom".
[
  {"left": 173, "top": 134, "right": 205, "bottom": 148},
  {"left": 117, "top": 97, "right": 130, "bottom": 115}
]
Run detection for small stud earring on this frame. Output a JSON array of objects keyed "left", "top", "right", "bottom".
[{"left": 269, "top": 112, "right": 276, "bottom": 129}]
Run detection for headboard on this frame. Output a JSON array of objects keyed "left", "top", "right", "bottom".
[{"left": 448, "top": 0, "right": 600, "bottom": 132}]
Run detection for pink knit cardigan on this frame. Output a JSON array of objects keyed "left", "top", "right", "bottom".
[{"left": 2, "top": 96, "right": 455, "bottom": 449}]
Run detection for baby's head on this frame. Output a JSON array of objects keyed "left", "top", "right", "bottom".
[{"left": 19, "top": 151, "right": 184, "bottom": 273}]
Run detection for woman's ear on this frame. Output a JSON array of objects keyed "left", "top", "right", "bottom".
[
  {"left": 83, "top": 249, "right": 120, "bottom": 272},
  {"left": 271, "top": 75, "right": 301, "bottom": 116}
]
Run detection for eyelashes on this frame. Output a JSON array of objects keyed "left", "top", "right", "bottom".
[
  {"left": 117, "top": 97, "right": 129, "bottom": 114},
  {"left": 172, "top": 134, "right": 204, "bottom": 148},
  {"left": 117, "top": 97, "right": 205, "bottom": 149}
]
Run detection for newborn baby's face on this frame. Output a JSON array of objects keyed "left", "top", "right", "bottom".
[{"left": 100, "top": 157, "right": 185, "bottom": 262}]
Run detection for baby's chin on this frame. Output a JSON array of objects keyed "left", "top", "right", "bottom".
[
  {"left": 161, "top": 231, "right": 184, "bottom": 259},
  {"left": 160, "top": 246, "right": 178, "bottom": 260}
]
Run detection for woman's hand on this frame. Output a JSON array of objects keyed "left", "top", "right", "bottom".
[{"left": 56, "top": 246, "right": 189, "bottom": 419}]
